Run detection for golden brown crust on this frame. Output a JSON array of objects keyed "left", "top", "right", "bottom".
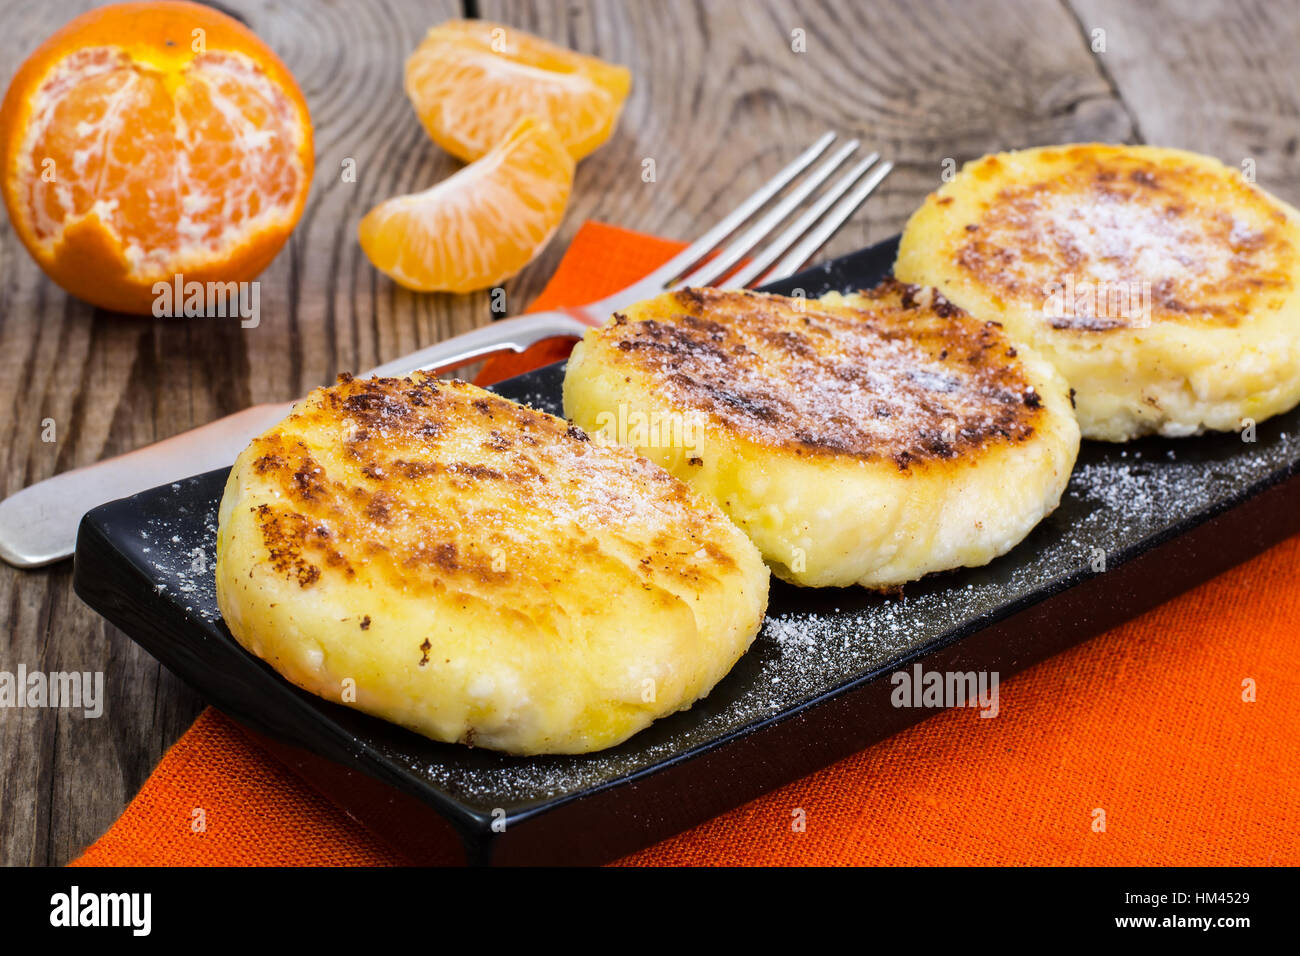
[
  {"left": 587, "top": 283, "right": 1044, "bottom": 469},
  {"left": 952, "top": 145, "right": 1294, "bottom": 330},
  {"left": 217, "top": 371, "right": 771, "bottom": 754},
  {"left": 244, "top": 372, "right": 738, "bottom": 599}
]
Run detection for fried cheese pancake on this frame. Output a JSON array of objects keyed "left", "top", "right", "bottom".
[
  {"left": 215, "top": 373, "right": 769, "bottom": 755},
  {"left": 562, "top": 284, "right": 1080, "bottom": 589},
  {"left": 896, "top": 143, "right": 1300, "bottom": 440}
]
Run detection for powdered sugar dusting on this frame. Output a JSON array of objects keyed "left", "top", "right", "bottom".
[
  {"left": 137, "top": 486, "right": 221, "bottom": 624},
  {"left": 588, "top": 285, "right": 1044, "bottom": 467},
  {"left": 954, "top": 151, "right": 1293, "bottom": 328}
]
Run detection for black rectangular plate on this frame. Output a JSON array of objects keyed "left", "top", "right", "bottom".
[{"left": 73, "top": 237, "right": 1300, "bottom": 865}]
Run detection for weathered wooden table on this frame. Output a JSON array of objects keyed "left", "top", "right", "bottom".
[{"left": 0, "top": 0, "right": 1295, "bottom": 865}]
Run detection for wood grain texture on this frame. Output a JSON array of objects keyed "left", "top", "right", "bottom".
[
  {"left": 0, "top": 0, "right": 1284, "bottom": 865},
  {"left": 1067, "top": 0, "right": 1300, "bottom": 203}
]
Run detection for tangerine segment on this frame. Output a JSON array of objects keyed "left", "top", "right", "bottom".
[
  {"left": 358, "top": 117, "right": 573, "bottom": 293},
  {"left": 0, "top": 1, "right": 313, "bottom": 314},
  {"left": 405, "top": 19, "right": 630, "bottom": 162}
]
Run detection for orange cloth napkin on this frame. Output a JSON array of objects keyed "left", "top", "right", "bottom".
[{"left": 73, "top": 221, "right": 1300, "bottom": 867}]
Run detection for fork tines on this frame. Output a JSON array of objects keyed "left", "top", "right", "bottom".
[{"left": 645, "top": 132, "right": 893, "bottom": 294}]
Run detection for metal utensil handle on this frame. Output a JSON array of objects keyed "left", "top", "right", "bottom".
[
  {"left": 364, "top": 310, "right": 589, "bottom": 378},
  {"left": 0, "top": 312, "right": 589, "bottom": 568},
  {"left": 0, "top": 402, "right": 293, "bottom": 569}
]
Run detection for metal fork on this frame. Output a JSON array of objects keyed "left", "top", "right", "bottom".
[{"left": 0, "top": 133, "right": 892, "bottom": 567}]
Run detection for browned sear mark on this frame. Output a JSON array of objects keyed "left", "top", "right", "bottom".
[
  {"left": 949, "top": 148, "right": 1294, "bottom": 329},
  {"left": 238, "top": 371, "right": 740, "bottom": 601},
  {"left": 587, "top": 284, "right": 1043, "bottom": 467}
]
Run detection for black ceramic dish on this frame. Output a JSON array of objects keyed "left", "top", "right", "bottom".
[{"left": 73, "top": 237, "right": 1300, "bottom": 864}]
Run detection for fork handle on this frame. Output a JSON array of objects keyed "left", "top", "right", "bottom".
[
  {"left": 364, "top": 310, "right": 590, "bottom": 378},
  {"left": 0, "top": 311, "right": 590, "bottom": 568}
]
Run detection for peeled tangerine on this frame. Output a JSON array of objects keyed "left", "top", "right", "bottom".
[
  {"left": 0, "top": 1, "right": 313, "bottom": 315},
  {"left": 405, "top": 19, "right": 630, "bottom": 162},
  {"left": 358, "top": 117, "right": 573, "bottom": 293}
]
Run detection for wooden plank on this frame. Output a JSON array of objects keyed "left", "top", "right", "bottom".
[{"left": 1068, "top": 0, "right": 1300, "bottom": 202}]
